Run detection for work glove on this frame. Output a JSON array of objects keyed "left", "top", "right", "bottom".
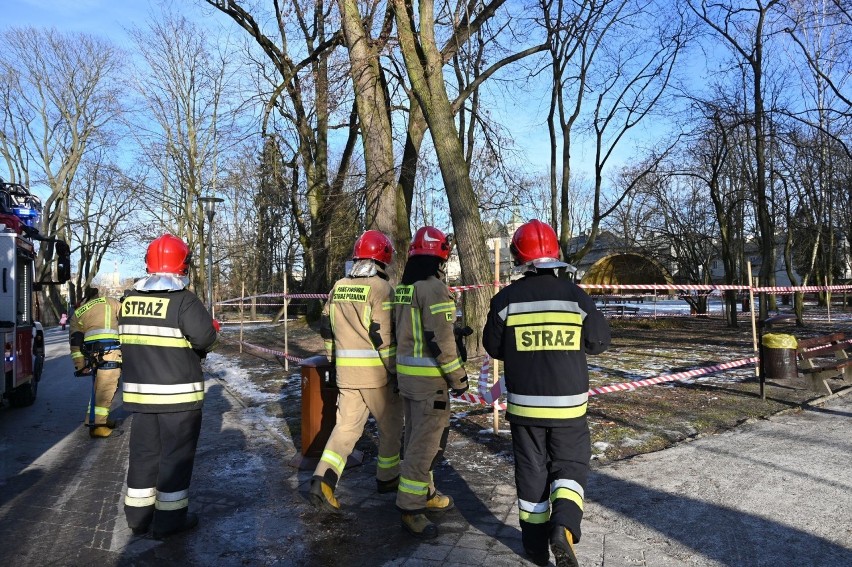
[
  {"left": 388, "top": 373, "right": 399, "bottom": 394},
  {"left": 450, "top": 375, "right": 469, "bottom": 397},
  {"left": 454, "top": 325, "right": 473, "bottom": 363},
  {"left": 74, "top": 367, "right": 92, "bottom": 377}
]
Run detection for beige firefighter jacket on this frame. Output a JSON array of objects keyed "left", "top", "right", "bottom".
[
  {"left": 393, "top": 276, "right": 467, "bottom": 399},
  {"left": 321, "top": 274, "right": 396, "bottom": 388},
  {"left": 69, "top": 296, "right": 122, "bottom": 372}
]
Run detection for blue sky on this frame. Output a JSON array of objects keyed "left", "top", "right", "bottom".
[{"left": 7, "top": 0, "right": 155, "bottom": 37}]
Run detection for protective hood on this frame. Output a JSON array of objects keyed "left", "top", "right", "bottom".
[
  {"left": 514, "top": 259, "right": 577, "bottom": 277},
  {"left": 133, "top": 273, "right": 189, "bottom": 292},
  {"left": 348, "top": 259, "right": 379, "bottom": 278}
]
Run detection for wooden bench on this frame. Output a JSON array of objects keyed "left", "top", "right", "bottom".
[
  {"left": 796, "top": 333, "right": 852, "bottom": 395},
  {"left": 599, "top": 304, "right": 640, "bottom": 317}
]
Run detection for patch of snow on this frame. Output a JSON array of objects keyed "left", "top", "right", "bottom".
[{"left": 204, "top": 352, "right": 278, "bottom": 404}]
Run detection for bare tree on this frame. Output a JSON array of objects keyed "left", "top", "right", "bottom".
[
  {"left": 687, "top": 0, "right": 787, "bottom": 320},
  {"left": 0, "top": 27, "right": 123, "bottom": 314},
  {"left": 68, "top": 153, "right": 138, "bottom": 304},
  {"left": 127, "top": 11, "right": 244, "bottom": 299},
  {"left": 540, "top": 0, "right": 685, "bottom": 265}
]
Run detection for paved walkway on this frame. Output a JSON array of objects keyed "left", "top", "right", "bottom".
[{"left": 1, "top": 328, "right": 851, "bottom": 566}]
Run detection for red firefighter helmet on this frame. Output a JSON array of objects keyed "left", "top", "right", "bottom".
[
  {"left": 146, "top": 234, "right": 191, "bottom": 275},
  {"left": 352, "top": 230, "right": 394, "bottom": 265},
  {"left": 510, "top": 219, "right": 567, "bottom": 268},
  {"left": 409, "top": 226, "right": 451, "bottom": 260}
]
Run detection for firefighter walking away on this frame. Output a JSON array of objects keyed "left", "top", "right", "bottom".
[
  {"left": 119, "top": 234, "right": 219, "bottom": 539},
  {"left": 483, "top": 219, "right": 611, "bottom": 567},
  {"left": 394, "top": 226, "right": 468, "bottom": 539},
  {"left": 69, "top": 286, "right": 122, "bottom": 438},
  {"left": 309, "top": 230, "right": 404, "bottom": 512}
]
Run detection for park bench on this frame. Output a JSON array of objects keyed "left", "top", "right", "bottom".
[
  {"left": 598, "top": 304, "right": 640, "bottom": 317},
  {"left": 796, "top": 333, "right": 852, "bottom": 395}
]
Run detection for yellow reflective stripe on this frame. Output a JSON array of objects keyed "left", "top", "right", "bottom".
[
  {"left": 155, "top": 498, "right": 189, "bottom": 511},
  {"left": 397, "top": 364, "right": 443, "bottom": 377},
  {"left": 120, "top": 335, "right": 192, "bottom": 348},
  {"left": 507, "top": 402, "right": 588, "bottom": 419},
  {"left": 84, "top": 332, "right": 120, "bottom": 341},
  {"left": 92, "top": 405, "right": 110, "bottom": 416},
  {"left": 551, "top": 487, "right": 584, "bottom": 511},
  {"left": 123, "top": 392, "right": 205, "bottom": 405},
  {"left": 440, "top": 358, "right": 462, "bottom": 374},
  {"left": 320, "top": 449, "right": 346, "bottom": 475},
  {"left": 363, "top": 304, "right": 372, "bottom": 329},
  {"left": 329, "top": 304, "right": 336, "bottom": 331},
  {"left": 378, "top": 454, "right": 400, "bottom": 469},
  {"left": 506, "top": 312, "right": 583, "bottom": 326},
  {"left": 429, "top": 301, "right": 455, "bottom": 315},
  {"left": 412, "top": 309, "right": 423, "bottom": 358},
  {"left": 381, "top": 301, "right": 394, "bottom": 311},
  {"left": 378, "top": 345, "right": 396, "bottom": 358},
  {"left": 519, "top": 510, "right": 550, "bottom": 524},
  {"left": 71, "top": 352, "right": 84, "bottom": 359},
  {"left": 398, "top": 476, "right": 429, "bottom": 496},
  {"left": 336, "top": 357, "right": 385, "bottom": 367}
]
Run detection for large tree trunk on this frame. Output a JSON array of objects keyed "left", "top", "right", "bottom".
[
  {"left": 393, "top": 0, "right": 492, "bottom": 353},
  {"left": 338, "top": 0, "right": 398, "bottom": 276}
]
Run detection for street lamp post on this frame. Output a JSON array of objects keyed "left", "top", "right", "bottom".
[{"left": 199, "top": 195, "right": 224, "bottom": 314}]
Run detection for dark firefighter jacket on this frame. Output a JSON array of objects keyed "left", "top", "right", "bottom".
[
  {"left": 483, "top": 271, "right": 611, "bottom": 427},
  {"left": 118, "top": 289, "right": 218, "bottom": 413},
  {"left": 320, "top": 273, "right": 396, "bottom": 388},
  {"left": 394, "top": 276, "right": 467, "bottom": 398}
]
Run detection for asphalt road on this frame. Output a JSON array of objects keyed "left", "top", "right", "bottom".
[{"left": 1, "top": 327, "right": 850, "bottom": 566}]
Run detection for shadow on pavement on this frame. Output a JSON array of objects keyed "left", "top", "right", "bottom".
[{"left": 589, "top": 472, "right": 852, "bottom": 566}]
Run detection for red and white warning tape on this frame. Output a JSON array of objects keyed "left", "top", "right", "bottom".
[{"left": 217, "top": 282, "right": 852, "bottom": 306}]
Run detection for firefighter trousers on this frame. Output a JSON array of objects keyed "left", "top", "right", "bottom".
[
  {"left": 314, "top": 383, "right": 403, "bottom": 486},
  {"left": 510, "top": 421, "right": 590, "bottom": 555},
  {"left": 124, "top": 410, "right": 203, "bottom": 533},
  {"left": 395, "top": 390, "right": 450, "bottom": 513},
  {"left": 85, "top": 349, "right": 121, "bottom": 426}
]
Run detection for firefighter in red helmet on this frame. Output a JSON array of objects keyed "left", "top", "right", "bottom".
[
  {"left": 309, "top": 230, "right": 404, "bottom": 511},
  {"left": 393, "top": 226, "right": 468, "bottom": 539},
  {"left": 119, "top": 234, "right": 219, "bottom": 539},
  {"left": 484, "top": 219, "right": 610, "bottom": 567}
]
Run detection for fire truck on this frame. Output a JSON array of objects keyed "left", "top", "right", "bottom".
[{"left": 0, "top": 180, "right": 70, "bottom": 408}]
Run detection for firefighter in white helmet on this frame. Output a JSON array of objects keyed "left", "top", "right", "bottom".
[
  {"left": 393, "top": 226, "right": 468, "bottom": 539},
  {"left": 309, "top": 230, "right": 404, "bottom": 511},
  {"left": 120, "top": 234, "right": 219, "bottom": 540},
  {"left": 68, "top": 286, "right": 122, "bottom": 438},
  {"left": 483, "top": 219, "right": 610, "bottom": 567}
]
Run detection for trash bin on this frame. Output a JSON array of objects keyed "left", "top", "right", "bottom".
[
  {"left": 300, "top": 355, "right": 339, "bottom": 458},
  {"left": 761, "top": 333, "right": 798, "bottom": 380}
]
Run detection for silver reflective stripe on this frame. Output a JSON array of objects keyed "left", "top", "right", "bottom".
[
  {"left": 551, "top": 478, "right": 584, "bottom": 499},
  {"left": 397, "top": 355, "right": 438, "bottom": 367},
  {"left": 507, "top": 392, "right": 588, "bottom": 407},
  {"left": 84, "top": 328, "right": 118, "bottom": 338},
  {"left": 157, "top": 489, "right": 189, "bottom": 502},
  {"left": 336, "top": 349, "right": 380, "bottom": 358},
  {"left": 123, "top": 382, "right": 204, "bottom": 394},
  {"left": 497, "top": 300, "right": 586, "bottom": 320},
  {"left": 518, "top": 498, "right": 550, "bottom": 513},
  {"left": 119, "top": 324, "right": 184, "bottom": 338},
  {"left": 127, "top": 487, "right": 157, "bottom": 498}
]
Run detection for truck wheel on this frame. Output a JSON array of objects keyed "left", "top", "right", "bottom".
[{"left": 9, "top": 379, "right": 37, "bottom": 407}]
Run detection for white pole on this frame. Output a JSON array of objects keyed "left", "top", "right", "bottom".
[
  {"left": 748, "top": 262, "right": 759, "bottom": 377},
  {"left": 239, "top": 281, "right": 244, "bottom": 354},
  {"left": 825, "top": 276, "right": 831, "bottom": 323},
  {"left": 284, "top": 277, "right": 289, "bottom": 372}
]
